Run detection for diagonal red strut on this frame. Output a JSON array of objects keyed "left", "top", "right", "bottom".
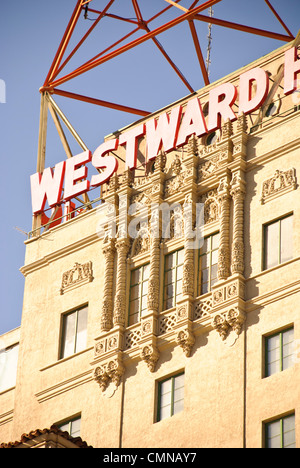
[{"left": 46, "top": 0, "right": 222, "bottom": 89}]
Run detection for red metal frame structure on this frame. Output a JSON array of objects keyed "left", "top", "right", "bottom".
[
  {"left": 32, "top": 0, "right": 295, "bottom": 234},
  {"left": 41, "top": 0, "right": 294, "bottom": 105}
]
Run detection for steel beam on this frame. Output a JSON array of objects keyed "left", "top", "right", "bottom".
[
  {"left": 194, "top": 14, "right": 294, "bottom": 42},
  {"left": 46, "top": 0, "right": 222, "bottom": 89}
]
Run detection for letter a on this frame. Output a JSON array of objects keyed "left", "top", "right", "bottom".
[{"left": 176, "top": 97, "right": 207, "bottom": 146}]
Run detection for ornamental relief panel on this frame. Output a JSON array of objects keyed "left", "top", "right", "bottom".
[
  {"left": 130, "top": 221, "right": 150, "bottom": 257},
  {"left": 260, "top": 168, "right": 296, "bottom": 204},
  {"left": 60, "top": 261, "right": 93, "bottom": 294},
  {"left": 94, "top": 332, "right": 120, "bottom": 358},
  {"left": 212, "top": 279, "right": 245, "bottom": 308},
  {"left": 164, "top": 154, "right": 193, "bottom": 198},
  {"left": 199, "top": 189, "right": 219, "bottom": 225},
  {"left": 198, "top": 151, "right": 227, "bottom": 181}
]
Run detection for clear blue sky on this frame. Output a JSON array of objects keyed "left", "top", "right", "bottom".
[{"left": 0, "top": 0, "right": 299, "bottom": 335}]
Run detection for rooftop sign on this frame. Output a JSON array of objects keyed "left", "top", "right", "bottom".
[{"left": 30, "top": 47, "right": 300, "bottom": 216}]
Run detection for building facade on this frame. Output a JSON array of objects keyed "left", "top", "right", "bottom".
[{"left": 0, "top": 39, "right": 300, "bottom": 448}]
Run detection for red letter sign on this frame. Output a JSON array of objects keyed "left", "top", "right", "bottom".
[
  {"left": 30, "top": 161, "right": 65, "bottom": 215},
  {"left": 119, "top": 123, "right": 145, "bottom": 170},
  {"left": 176, "top": 97, "right": 207, "bottom": 146},
  {"left": 208, "top": 82, "right": 237, "bottom": 131},
  {"left": 64, "top": 150, "right": 92, "bottom": 201},
  {"left": 239, "top": 67, "right": 269, "bottom": 115},
  {"left": 146, "top": 106, "right": 181, "bottom": 160},
  {"left": 90, "top": 139, "right": 119, "bottom": 187},
  {"left": 284, "top": 47, "right": 300, "bottom": 95}
]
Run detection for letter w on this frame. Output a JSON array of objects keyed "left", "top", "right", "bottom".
[
  {"left": 30, "top": 161, "right": 65, "bottom": 214},
  {"left": 146, "top": 106, "right": 181, "bottom": 160}
]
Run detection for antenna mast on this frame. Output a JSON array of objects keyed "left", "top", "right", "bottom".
[{"left": 206, "top": 7, "right": 213, "bottom": 77}]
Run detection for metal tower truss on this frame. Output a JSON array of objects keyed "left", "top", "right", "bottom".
[{"left": 33, "top": 0, "right": 295, "bottom": 235}]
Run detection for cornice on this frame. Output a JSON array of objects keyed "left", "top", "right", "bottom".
[
  {"left": 20, "top": 232, "right": 101, "bottom": 277},
  {"left": 246, "top": 114, "right": 300, "bottom": 170},
  {"left": 35, "top": 368, "right": 93, "bottom": 403},
  {"left": 245, "top": 278, "right": 300, "bottom": 312}
]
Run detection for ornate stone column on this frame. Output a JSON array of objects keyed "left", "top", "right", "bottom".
[
  {"left": 100, "top": 238, "right": 116, "bottom": 331},
  {"left": 181, "top": 135, "right": 199, "bottom": 298},
  {"left": 139, "top": 151, "right": 166, "bottom": 372},
  {"left": 230, "top": 170, "right": 246, "bottom": 275},
  {"left": 173, "top": 135, "right": 199, "bottom": 357},
  {"left": 113, "top": 237, "right": 131, "bottom": 327},
  {"left": 146, "top": 151, "right": 165, "bottom": 315},
  {"left": 182, "top": 196, "right": 195, "bottom": 298},
  {"left": 147, "top": 235, "right": 160, "bottom": 314},
  {"left": 217, "top": 174, "right": 231, "bottom": 280}
]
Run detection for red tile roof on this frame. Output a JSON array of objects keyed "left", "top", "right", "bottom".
[{"left": 0, "top": 424, "right": 93, "bottom": 448}]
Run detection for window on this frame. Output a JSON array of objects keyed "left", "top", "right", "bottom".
[
  {"left": 264, "top": 215, "right": 293, "bottom": 270},
  {"left": 60, "top": 306, "right": 88, "bottom": 359},
  {"left": 199, "top": 232, "right": 219, "bottom": 295},
  {"left": 0, "top": 344, "right": 19, "bottom": 393},
  {"left": 265, "top": 414, "right": 295, "bottom": 448},
  {"left": 164, "top": 249, "right": 184, "bottom": 310},
  {"left": 157, "top": 373, "right": 184, "bottom": 422},
  {"left": 58, "top": 416, "right": 81, "bottom": 437},
  {"left": 206, "top": 131, "right": 218, "bottom": 145},
  {"left": 265, "top": 327, "right": 294, "bottom": 377},
  {"left": 128, "top": 264, "right": 150, "bottom": 325}
]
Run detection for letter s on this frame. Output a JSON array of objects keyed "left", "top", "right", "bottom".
[{"left": 90, "top": 138, "right": 119, "bottom": 187}]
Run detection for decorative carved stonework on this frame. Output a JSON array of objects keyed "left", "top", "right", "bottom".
[
  {"left": 200, "top": 189, "right": 219, "bottom": 224},
  {"left": 93, "top": 357, "right": 124, "bottom": 392},
  {"left": 113, "top": 238, "right": 131, "bottom": 327},
  {"left": 130, "top": 233, "right": 150, "bottom": 257},
  {"left": 141, "top": 319, "right": 153, "bottom": 336},
  {"left": 212, "top": 313, "right": 229, "bottom": 340},
  {"left": 101, "top": 239, "right": 115, "bottom": 331},
  {"left": 176, "top": 304, "right": 188, "bottom": 321},
  {"left": 154, "top": 150, "right": 167, "bottom": 172},
  {"left": 217, "top": 176, "right": 231, "bottom": 280},
  {"left": 237, "top": 113, "right": 248, "bottom": 133},
  {"left": 187, "top": 134, "right": 199, "bottom": 157},
  {"left": 230, "top": 170, "right": 246, "bottom": 276},
  {"left": 176, "top": 328, "right": 195, "bottom": 357},
  {"left": 60, "top": 261, "right": 93, "bottom": 294},
  {"left": 140, "top": 344, "right": 159, "bottom": 372},
  {"left": 222, "top": 119, "right": 233, "bottom": 139},
  {"left": 158, "top": 311, "right": 177, "bottom": 335},
  {"left": 198, "top": 152, "right": 227, "bottom": 181},
  {"left": 124, "top": 327, "right": 142, "bottom": 350},
  {"left": 164, "top": 155, "right": 190, "bottom": 197},
  {"left": 226, "top": 307, "right": 246, "bottom": 335},
  {"left": 212, "top": 279, "right": 245, "bottom": 309},
  {"left": 261, "top": 168, "right": 296, "bottom": 204},
  {"left": 131, "top": 191, "right": 152, "bottom": 205},
  {"left": 94, "top": 333, "right": 120, "bottom": 358},
  {"left": 194, "top": 294, "right": 213, "bottom": 320},
  {"left": 212, "top": 307, "right": 246, "bottom": 341}
]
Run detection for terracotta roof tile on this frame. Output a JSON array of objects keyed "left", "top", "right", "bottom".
[{"left": 0, "top": 425, "right": 93, "bottom": 448}]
